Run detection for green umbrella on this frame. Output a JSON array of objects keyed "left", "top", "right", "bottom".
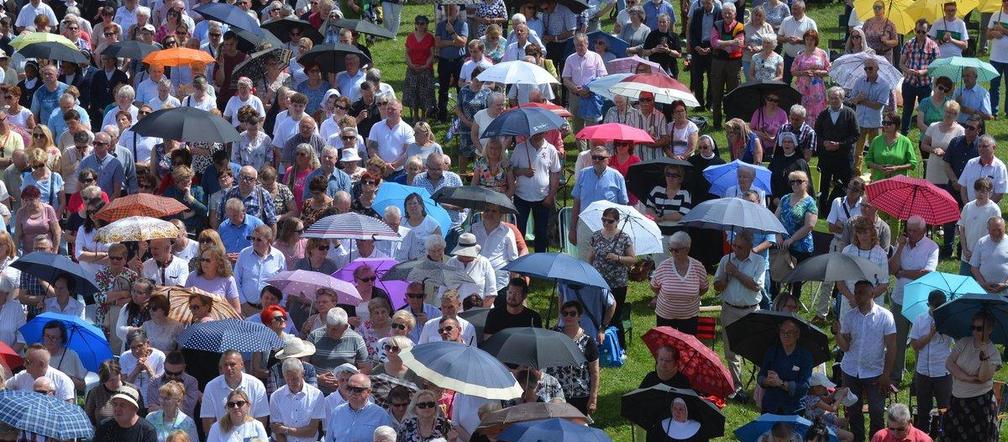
[{"left": 927, "top": 56, "right": 999, "bottom": 83}]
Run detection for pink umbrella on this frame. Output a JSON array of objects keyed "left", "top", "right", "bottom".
[
  {"left": 266, "top": 269, "right": 362, "bottom": 305},
  {"left": 607, "top": 55, "right": 664, "bottom": 74},
  {"left": 332, "top": 258, "right": 407, "bottom": 309},
  {"left": 610, "top": 73, "right": 700, "bottom": 106},
  {"left": 575, "top": 123, "right": 655, "bottom": 144}
]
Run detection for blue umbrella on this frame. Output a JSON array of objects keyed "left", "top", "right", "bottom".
[
  {"left": 703, "top": 159, "right": 773, "bottom": 197},
  {"left": 498, "top": 418, "right": 612, "bottom": 442},
  {"left": 177, "top": 319, "right": 286, "bottom": 353},
  {"left": 934, "top": 294, "right": 1008, "bottom": 344},
  {"left": 679, "top": 197, "right": 787, "bottom": 235},
  {"left": 400, "top": 341, "right": 522, "bottom": 400},
  {"left": 503, "top": 253, "right": 610, "bottom": 290},
  {"left": 480, "top": 107, "right": 566, "bottom": 138},
  {"left": 565, "top": 30, "right": 630, "bottom": 58},
  {"left": 193, "top": 2, "right": 260, "bottom": 32},
  {"left": 11, "top": 252, "right": 99, "bottom": 303},
  {"left": 735, "top": 414, "right": 838, "bottom": 442},
  {"left": 901, "top": 272, "right": 987, "bottom": 322},
  {"left": 0, "top": 391, "right": 93, "bottom": 440},
  {"left": 19, "top": 312, "right": 112, "bottom": 372},
  {"left": 586, "top": 73, "right": 632, "bottom": 102},
  {"left": 372, "top": 183, "right": 451, "bottom": 236}
]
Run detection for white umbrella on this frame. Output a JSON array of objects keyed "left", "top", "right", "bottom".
[
  {"left": 476, "top": 61, "right": 560, "bottom": 85},
  {"left": 577, "top": 200, "right": 663, "bottom": 255},
  {"left": 586, "top": 73, "right": 632, "bottom": 102},
  {"left": 829, "top": 52, "right": 902, "bottom": 92},
  {"left": 94, "top": 216, "right": 179, "bottom": 243}
]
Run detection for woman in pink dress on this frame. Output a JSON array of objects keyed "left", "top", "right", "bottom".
[
  {"left": 791, "top": 29, "right": 831, "bottom": 122},
  {"left": 285, "top": 143, "right": 320, "bottom": 210}
]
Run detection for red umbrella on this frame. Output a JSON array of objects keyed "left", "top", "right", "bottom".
[
  {"left": 0, "top": 341, "right": 21, "bottom": 371},
  {"left": 610, "top": 73, "right": 699, "bottom": 106},
  {"left": 516, "top": 102, "right": 572, "bottom": 118},
  {"left": 642, "top": 326, "right": 734, "bottom": 400},
  {"left": 865, "top": 175, "right": 960, "bottom": 225},
  {"left": 94, "top": 193, "right": 189, "bottom": 223},
  {"left": 575, "top": 123, "right": 654, "bottom": 144}
]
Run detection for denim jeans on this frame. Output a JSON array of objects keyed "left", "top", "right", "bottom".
[
  {"left": 901, "top": 82, "right": 931, "bottom": 134},
  {"left": 514, "top": 196, "right": 551, "bottom": 253},
  {"left": 843, "top": 373, "right": 886, "bottom": 442},
  {"left": 990, "top": 60, "right": 1008, "bottom": 116}
]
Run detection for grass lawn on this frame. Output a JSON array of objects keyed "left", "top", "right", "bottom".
[{"left": 362, "top": 1, "right": 1008, "bottom": 439}]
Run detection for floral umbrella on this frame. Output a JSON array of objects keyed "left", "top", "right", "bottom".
[
  {"left": 642, "top": 326, "right": 734, "bottom": 400},
  {"left": 94, "top": 216, "right": 179, "bottom": 244}
]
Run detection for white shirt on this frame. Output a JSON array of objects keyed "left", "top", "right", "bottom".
[
  {"left": 15, "top": 2, "right": 57, "bottom": 29},
  {"left": 959, "top": 200, "right": 1002, "bottom": 263},
  {"left": 47, "top": 347, "right": 87, "bottom": 380},
  {"left": 135, "top": 78, "right": 160, "bottom": 106},
  {"left": 200, "top": 373, "right": 270, "bottom": 421},
  {"left": 367, "top": 119, "right": 415, "bottom": 169},
  {"left": 0, "top": 298, "right": 25, "bottom": 346},
  {"left": 417, "top": 315, "right": 476, "bottom": 345},
  {"left": 990, "top": 11, "right": 1008, "bottom": 63},
  {"left": 224, "top": 95, "right": 266, "bottom": 128},
  {"left": 446, "top": 255, "right": 497, "bottom": 300},
  {"left": 207, "top": 419, "right": 269, "bottom": 442},
  {"left": 175, "top": 239, "right": 200, "bottom": 261},
  {"left": 839, "top": 244, "right": 888, "bottom": 319},
  {"left": 826, "top": 196, "right": 862, "bottom": 240},
  {"left": 958, "top": 156, "right": 1008, "bottom": 201},
  {"left": 395, "top": 216, "right": 441, "bottom": 262},
  {"left": 892, "top": 237, "right": 940, "bottom": 305},
  {"left": 509, "top": 140, "right": 561, "bottom": 202},
  {"left": 724, "top": 185, "right": 766, "bottom": 207},
  {"left": 970, "top": 235, "right": 1008, "bottom": 292},
  {"left": 234, "top": 246, "right": 288, "bottom": 305},
  {"left": 376, "top": 225, "right": 409, "bottom": 259},
  {"left": 269, "top": 383, "right": 326, "bottom": 442},
  {"left": 44, "top": 297, "right": 85, "bottom": 319},
  {"left": 472, "top": 109, "right": 497, "bottom": 152},
  {"left": 778, "top": 15, "right": 818, "bottom": 58},
  {"left": 73, "top": 227, "right": 110, "bottom": 278},
  {"left": 142, "top": 255, "right": 191, "bottom": 287},
  {"left": 8, "top": 366, "right": 75, "bottom": 401},
  {"left": 909, "top": 312, "right": 952, "bottom": 377},
  {"left": 840, "top": 302, "right": 897, "bottom": 379},
  {"left": 929, "top": 18, "right": 969, "bottom": 58},
  {"left": 117, "top": 129, "right": 162, "bottom": 164},
  {"left": 148, "top": 95, "right": 181, "bottom": 111},
  {"left": 471, "top": 221, "right": 518, "bottom": 290},
  {"left": 118, "top": 347, "right": 166, "bottom": 403}
]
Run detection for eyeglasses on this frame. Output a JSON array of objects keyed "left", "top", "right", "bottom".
[
  {"left": 358, "top": 276, "right": 376, "bottom": 282},
  {"left": 240, "top": 175, "right": 256, "bottom": 182},
  {"left": 416, "top": 401, "right": 437, "bottom": 409},
  {"left": 789, "top": 179, "right": 805, "bottom": 185},
  {"left": 337, "top": 105, "right": 349, "bottom": 111},
  {"left": 602, "top": 218, "right": 617, "bottom": 225},
  {"left": 391, "top": 322, "right": 408, "bottom": 330},
  {"left": 361, "top": 180, "right": 377, "bottom": 186},
  {"left": 163, "top": 40, "right": 177, "bottom": 46},
  {"left": 561, "top": 310, "right": 578, "bottom": 317},
  {"left": 346, "top": 385, "right": 369, "bottom": 394},
  {"left": 438, "top": 326, "right": 455, "bottom": 333},
  {"left": 272, "top": 315, "right": 286, "bottom": 323},
  {"left": 226, "top": 400, "right": 247, "bottom": 408},
  {"left": 200, "top": 257, "right": 212, "bottom": 263},
  {"left": 591, "top": 155, "right": 608, "bottom": 161},
  {"left": 341, "top": 135, "right": 355, "bottom": 141},
  {"left": 406, "top": 292, "right": 425, "bottom": 299},
  {"left": 32, "top": 133, "right": 44, "bottom": 138},
  {"left": 383, "top": 344, "right": 400, "bottom": 352}
]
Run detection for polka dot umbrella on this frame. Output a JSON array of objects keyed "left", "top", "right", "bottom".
[{"left": 177, "top": 318, "right": 285, "bottom": 353}]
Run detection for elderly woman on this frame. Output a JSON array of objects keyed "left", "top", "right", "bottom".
[
  {"left": 233, "top": 106, "right": 273, "bottom": 170},
  {"left": 922, "top": 101, "right": 964, "bottom": 188},
  {"left": 115, "top": 278, "right": 154, "bottom": 351},
  {"left": 352, "top": 171, "right": 382, "bottom": 218},
  {"left": 119, "top": 329, "right": 166, "bottom": 405},
  {"left": 297, "top": 238, "right": 340, "bottom": 275},
  {"left": 404, "top": 15, "right": 435, "bottom": 122},
  {"left": 260, "top": 165, "right": 297, "bottom": 218},
  {"left": 758, "top": 318, "right": 813, "bottom": 414},
  {"left": 768, "top": 132, "right": 814, "bottom": 204},
  {"left": 791, "top": 30, "right": 830, "bottom": 120},
  {"left": 142, "top": 295, "right": 183, "bottom": 353},
  {"left": 206, "top": 390, "right": 268, "bottom": 442},
  {"left": 255, "top": 55, "right": 291, "bottom": 109},
  {"left": 650, "top": 231, "right": 709, "bottom": 334},
  {"left": 223, "top": 78, "right": 265, "bottom": 129},
  {"left": 300, "top": 176, "right": 333, "bottom": 227},
  {"left": 647, "top": 397, "right": 706, "bottom": 441},
  {"left": 750, "top": 95, "right": 786, "bottom": 158},
  {"left": 94, "top": 243, "right": 138, "bottom": 338},
  {"left": 187, "top": 291, "right": 216, "bottom": 325},
  {"left": 145, "top": 381, "right": 199, "bottom": 442},
  {"left": 588, "top": 207, "right": 635, "bottom": 345},
  {"left": 359, "top": 297, "right": 394, "bottom": 363},
  {"left": 544, "top": 300, "right": 601, "bottom": 415},
  {"left": 749, "top": 34, "right": 784, "bottom": 83},
  {"left": 397, "top": 389, "right": 455, "bottom": 441},
  {"left": 471, "top": 138, "right": 510, "bottom": 195},
  {"left": 401, "top": 156, "right": 424, "bottom": 186},
  {"left": 102, "top": 85, "right": 138, "bottom": 129},
  {"left": 620, "top": 6, "right": 650, "bottom": 48},
  {"left": 844, "top": 27, "right": 870, "bottom": 54},
  {"left": 641, "top": 165, "right": 691, "bottom": 227},
  {"left": 250, "top": 304, "right": 294, "bottom": 382},
  {"left": 945, "top": 311, "right": 1002, "bottom": 439},
  {"left": 863, "top": 0, "right": 899, "bottom": 62},
  {"left": 184, "top": 246, "right": 242, "bottom": 312},
  {"left": 865, "top": 114, "right": 919, "bottom": 181},
  {"left": 286, "top": 143, "right": 320, "bottom": 210},
  {"left": 84, "top": 360, "right": 143, "bottom": 425},
  {"left": 371, "top": 335, "right": 419, "bottom": 382},
  {"left": 916, "top": 76, "right": 956, "bottom": 133},
  {"left": 162, "top": 166, "right": 207, "bottom": 234},
  {"left": 764, "top": 0, "right": 791, "bottom": 31},
  {"left": 396, "top": 193, "right": 443, "bottom": 261},
  {"left": 743, "top": 6, "right": 775, "bottom": 82}
]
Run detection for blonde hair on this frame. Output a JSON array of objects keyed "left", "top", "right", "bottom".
[
  {"left": 197, "top": 244, "right": 233, "bottom": 278},
  {"left": 0, "top": 232, "right": 15, "bottom": 262},
  {"left": 218, "top": 390, "right": 252, "bottom": 433},
  {"left": 158, "top": 380, "right": 185, "bottom": 401},
  {"left": 391, "top": 310, "right": 415, "bottom": 329},
  {"left": 27, "top": 148, "right": 47, "bottom": 169},
  {"left": 30, "top": 125, "right": 54, "bottom": 151}
]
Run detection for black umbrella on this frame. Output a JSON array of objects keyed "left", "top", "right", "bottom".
[
  {"left": 724, "top": 80, "right": 801, "bottom": 120},
  {"left": 231, "top": 47, "right": 292, "bottom": 88},
  {"left": 262, "top": 18, "right": 324, "bottom": 43},
  {"left": 384, "top": 259, "right": 441, "bottom": 281},
  {"left": 334, "top": 18, "right": 395, "bottom": 39},
  {"left": 297, "top": 43, "right": 371, "bottom": 74},
  {"left": 782, "top": 252, "right": 887, "bottom": 285},
  {"left": 131, "top": 107, "right": 240, "bottom": 143},
  {"left": 621, "top": 385, "right": 725, "bottom": 439},
  {"left": 724, "top": 310, "right": 831, "bottom": 366},
  {"left": 431, "top": 185, "right": 517, "bottom": 214},
  {"left": 11, "top": 252, "right": 100, "bottom": 304},
  {"left": 504, "top": 0, "right": 588, "bottom": 13},
  {"left": 101, "top": 41, "right": 159, "bottom": 59},
  {"left": 625, "top": 158, "right": 694, "bottom": 202},
  {"left": 18, "top": 42, "right": 88, "bottom": 64},
  {"left": 479, "top": 327, "right": 587, "bottom": 370},
  {"left": 459, "top": 307, "right": 491, "bottom": 345},
  {"left": 231, "top": 27, "right": 284, "bottom": 53}
]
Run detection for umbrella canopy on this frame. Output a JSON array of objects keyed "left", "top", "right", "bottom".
[
  {"left": 934, "top": 294, "right": 1008, "bottom": 344},
  {"left": 400, "top": 341, "right": 523, "bottom": 400},
  {"left": 194, "top": 2, "right": 262, "bottom": 33},
  {"left": 504, "top": 0, "right": 589, "bottom": 12},
  {"left": 829, "top": 52, "right": 902, "bottom": 91},
  {"left": 928, "top": 56, "right": 999, "bottom": 83},
  {"left": 297, "top": 43, "right": 371, "bottom": 74},
  {"left": 231, "top": 27, "right": 285, "bottom": 53},
  {"left": 725, "top": 310, "right": 831, "bottom": 366},
  {"left": 610, "top": 73, "right": 699, "bottom": 106},
  {"left": 158, "top": 285, "right": 242, "bottom": 324},
  {"left": 18, "top": 42, "right": 88, "bottom": 64},
  {"left": 782, "top": 252, "right": 887, "bottom": 285},
  {"left": 406, "top": 262, "right": 475, "bottom": 286},
  {"left": 479, "top": 327, "right": 588, "bottom": 369},
  {"left": 370, "top": 373, "right": 418, "bottom": 409},
  {"left": 498, "top": 418, "right": 611, "bottom": 442},
  {"left": 177, "top": 318, "right": 286, "bottom": 352},
  {"left": 19, "top": 312, "right": 113, "bottom": 372},
  {"left": 459, "top": 307, "right": 492, "bottom": 331},
  {"left": 621, "top": 385, "right": 725, "bottom": 439},
  {"left": 907, "top": 0, "right": 978, "bottom": 24},
  {"left": 94, "top": 193, "right": 189, "bottom": 222},
  {"left": 232, "top": 47, "right": 293, "bottom": 87},
  {"left": 261, "top": 17, "right": 324, "bottom": 42},
  {"left": 625, "top": 158, "right": 694, "bottom": 201},
  {"left": 131, "top": 106, "right": 240, "bottom": 143},
  {"left": 480, "top": 107, "right": 566, "bottom": 138},
  {"left": 642, "top": 326, "right": 734, "bottom": 399},
  {"left": 0, "top": 391, "right": 93, "bottom": 440},
  {"left": 703, "top": 159, "right": 773, "bottom": 197},
  {"left": 854, "top": 0, "right": 915, "bottom": 33},
  {"left": 101, "top": 40, "right": 159, "bottom": 60},
  {"left": 566, "top": 30, "right": 629, "bottom": 58},
  {"left": 735, "top": 413, "right": 837, "bottom": 442},
  {"left": 431, "top": 185, "right": 517, "bottom": 214},
  {"left": 335, "top": 18, "right": 396, "bottom": 39},
  {"left": 143, "top": 47, "right": 215, "bottom": 67},
  {"left": 372, "top": 183, "right": 451, "bottom": 236},
  {"left": 10, "top": 32, "right": 76, "bottom": 51},
  {"left": 503, "top": 253, "right": 610, "bottom": 290},
  {"left": 332, "top": 257, "right": 407, "bottom": 309},
  {"left": 575, "top": 123, "right": 654, "bottom": 144},
  {"left": 607, "top": 55, "right": 663, "bottom": 74},
  {"left": 865, "top": 175, "right": 960, "bottom": 224},
  {"left": 478, "top": 402, "right": 590, "bottom": 433},
  {"left": 902, "top": 272, "right": 987, "bottom": 322},
  {"left": 586, "top": 73, "right": 633, "bottom": 101},
  {"left": 477, "top": 60, "right": 564, "bottom": 85},
  {"left": 94, "top": 216, "right": 180, "bottom": 243},
  {"left": 680, "top": 195, "right": 788, "bottom": 235},
  {"left": 304, "top": 212, "right": 401, "bottom": 240},
  {"left": 384, "top": 258, "right": 442, "bottom": 281},
  {"left": 723, "top": 81, "right": 802, "bottom": 120},
  {"left": 0, "top": 341, "right": 21, "bottom": 371},
  {"left": 979, "top": 0, "right": 1002, "bottom": 12},
  {"left": 577, "top": 200, "right": 663, "bottom": 255},
  {"left": 11, "top": 252, "right": 100, "bottom": 303},
  {"left": 266, "top": 270, "right": 362, "bottom": 305},
  {"left": 517, "top": 102, "right": 573, "bottom": 118}
]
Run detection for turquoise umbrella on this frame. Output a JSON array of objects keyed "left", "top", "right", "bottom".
[
  {"left": 927, "top": 56, "right": 999, "bottom": 83},
  {"left": 900, "top": 271, "right": 987, "bottom": 322}
]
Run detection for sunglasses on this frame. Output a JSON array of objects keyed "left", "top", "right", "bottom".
[
  {"left": 591, "top": 155, "right": 608, "bottom": 161},
  {"left": 383, "top": 344, "right": 400, "bottom": 352},
  {"left": 32, "top": 133, "right": 44, "bottom": 138},
  {"left": 272, "top": 315, "right": 286, "bottom": 323},
  {"left": 226, "top": 400, "right": 247, "bottom": 408},
  {"left": 561, "top": 310, "right": 578, "bottom": 317},
  {"left": 109, "top": 255, "right": 125, "bottom": 261},
  {"left": 789, "top": 179, "right": 805, "bottom": 185},
  {"left": 346, "top": 385, "right": 368, "bottom": 394},
  {"left": 407, "top": 292, "right": 425, "bottom": 299},
  {"left": 416, "top": 401, "right": 437, "bottom": 409},
  {"left": 391, "top": 322, "right": 408, "bottom": 330},
  {"left": 438, "top": 326, "right": 455, "bottom": 333}
]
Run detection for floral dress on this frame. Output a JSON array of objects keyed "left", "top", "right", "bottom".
[
  {"left": 472, "top": 156, "right": 509, "bottom": 194},
  {"left": 543, "top": 330, "right": 599, "bottom": 401},
  {"left": 300, "top": 198, "right": 332, "bottom": 227},
  {"left": 777, "top": 193, "right": 817, "bottom": 254},
  {"left": 589, "top": 230, "right": 632, "bottom": 289},
  {"left": 791, "top": 48, "right": 830, "bottom": 122},
  {"left": 474, "top": 0, "right": 507, "bottom": 36},
  {"left": 189, "top": 142, "right": 223, "bottom": 175},
  {"left": 93, "top": 267, "right": 139, "bottom": 336},
  {"left": 397, "top": 416, "right": 453, "bottom": 442},
  {"left": 269, "top": 183, "right": 295, "bottom": 217},
  {"left": 359, "top": 320, "right": 386, "bottom": 363}
]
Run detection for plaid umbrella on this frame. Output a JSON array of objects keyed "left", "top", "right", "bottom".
[
  {"left": 94, "top": 193, "right": 188, "bottom": 223},
  {"left": 642, "top": 326, "right": 734, "bottom": 400},
  {"left": 0, "top": 391, "right": 93, "bottom": 440},
  {"left": 369, "top": 373, "right": 419, "bottom": 408},
  {"left": 304, "top": 212, "right": 400, "bottom": 240},
  {"left": 95, "top": 216, "right": 180, "bottom": 243},
  {"left": 865, "top": 175, "right": 960, "bottom": 224},
  {"left": 266, "top": 270, "right": 362, "bottom": 305},
  {"left": 158, "top": 285, "right": 242, "bottom": 324},
  {"left": 177, "top": 318, "right": 285, "bottom": 353}
]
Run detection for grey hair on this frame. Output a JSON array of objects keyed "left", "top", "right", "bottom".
[
  {"left": 907, "top": 215, "right": 926, "bottom": 229},
  {"left": 667, "top": 231, "right": 691, "bottom": 249},
  {"left": 734, "top": 229, "right": 754, "bottom": 247},
  {"left": 886, "top": 403, "right": 912, "bottom": 424},
  {"left": 322, "top": 145, "right": 339, "bottom": 157},
  {"left": 789, "top": 104, "right": 806, "bottom": 118},
  {"left": 827, "top": 86, "right": 846, "bottom": 99},
  {"left": 721, "top": 3, "right": 735, "bottom": 14},
  {"left": 373, "top": 426, "right": 397, "bottom": 442},
  {"left": 326, "top": 307, "right": 349, "bottom": 327},
  {"left": 281, "top": 358, "right": 304, "bottom": 375},
  {"left": 761, "top": 33, "right": 778, "bottom": 46},
  {"left": 489, "top": 91, "right": 506, "bottom": 105},
  {"left": 117, "top": 85, "right": 135, "bottom": 100},
  {"left": 980, "top": 134, "right": 997, "bottom": 148},
  {"left": 383, "top": 205, "right": 401, "bottom": 220},
  {"left": 334, "top": 191, "right": 351, "bottom": 206},
  {"left": 425, "top": 233, "right": 446, "bottom": 251},
  {"left": 791, "top": 0, "right": 805, "bottom": 8},
  {"left": 510, "top": 13, "right": 527, "bottom": 23}
]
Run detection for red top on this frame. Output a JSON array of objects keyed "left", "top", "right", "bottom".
[
  {"left": 870, "top": 425, "right": 933, "bottom": 442},
  {"left": 66, "top": 191, "right": 110, "bottom": 214},
  {"left": 405, "top": 32, "right": 435, "bottom": 67},
  {"left": 610, "top": 153, "right": 641, "bottom": 204}
]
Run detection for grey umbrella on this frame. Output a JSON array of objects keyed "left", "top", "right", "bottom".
[
  {"left": 782, "top": 252, "right": 887, "bottom": 285},
  {"left": 679, "top": 197, "right": 787, "bottom": 234},
  {"left": 431, "top": 185, "right": 517, "bottom": 214}
]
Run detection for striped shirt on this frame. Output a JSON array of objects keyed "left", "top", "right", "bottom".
[
  {"left": 645, "top": 186, "right": 691, "bottom": 220},
  {"left": 651, "top": 256, "right": 709, "bottom": 319}
]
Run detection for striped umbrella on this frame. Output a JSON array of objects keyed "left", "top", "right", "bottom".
[
  {"left": 94, "top": 193, "right": 188, "bottom": 223},
  {"left": 865, "top": 175, "right": 960, "bottom": 224},
  {"left": 159, "top": 285, "right": 242, "bottom": 324},
  {"left": 0, "top": 391, "right": 93, "bottom": 440},
  {"left": 304, "top": 212, "right": 400, "bottom": 240}
]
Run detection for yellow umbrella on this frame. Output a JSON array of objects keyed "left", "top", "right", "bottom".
[
  {"left": 10, "top": 32, "right": 76, "bottom": 51},
  {"left": 906, "top": 0, "right": 979, "bottom": 24},
  {"left": 854, "top": 0, "right": 917, "bottom": 34},
  {"left": 978, "top": 0, "right": 1002, "bottom": 13}
]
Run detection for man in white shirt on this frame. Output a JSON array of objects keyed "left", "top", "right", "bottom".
[
  {"left": 562, "top": 32, "right": 608, "bottom": 151},
  {"left": 508, "top": 132, "right": 561, "bottom": 253},
  {"left": 723, "top": 165, "right": 767, "bottom": 207},
  {"left": 459, "top": 40, "right": 494, "bottom": 87},
  {"left": 471, "top": 204, "right": 519, "bottom": 306},
  {"left": 235, "top": 225, "right": 288, "bottom": 316},
  {"left": 928, "top": 2, "right": 969, "bottom": 58},
  {"left": 813, "top": 177, "right": 864, "bottom": 323},
  {"left": 502, "top": 22, "right": 542, "bottom": 62},
  {"left": 200, "top": 350, "right": 270, "bottom": 433},
  {"left": 446, "top": 233, "right": 498, "bottom": 306},
  {"left": 272, "top": 93, "right": 310, "bottom": 171},
  {"left": 971, "top": 216, "right": 1008, "bottom": 295},
  {"left": 366, "top": 99, "right": 414, "bottom": 181},
  {"left": 114, "top": 0, "right": 141, "bottom": 34},
  {"left": 417, "top": 290, "right": 475, "bottom": 344},
  {"left": 8, "top": 344, "right": 75, "bottom": 402},
  {"left": 958, "top": 177, "right": 1002, "bottom": 275},
  {"left": 14, "top": 0, "right": 57, "bottom": 32},
  {"left": 776, "top": 0, "right": 817, "bottom": 84},
  {"left": 142, "top": 238, "right": 189, "bottom": 287},
  {"left": 269, "top": 359, "right": 326, "bottom": 442},
  {"left": 908, "top": 290, "right": 953, "bottom": 431},
  {"left": 888, "top": 215, "right": 939, "bottom": 388},
  {"left": 958, "top": 135, "right": 1007, "bottom": 203}
]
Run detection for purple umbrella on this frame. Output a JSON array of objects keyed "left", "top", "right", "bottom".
[
  {"left": 266, "top": 269, "right": 362, "bottom": 305},
  {"left": 332, "top": 258, "right": 407, "bottom": 309}
]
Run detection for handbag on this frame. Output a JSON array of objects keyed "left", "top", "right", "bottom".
[
  {"left": 629, "top": 257, "right": 655, "bottom": 282},
  {"left": 769, "top": 247, "right": 795, "bottom": 282}
]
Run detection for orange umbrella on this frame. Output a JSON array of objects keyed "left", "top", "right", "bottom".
[
  {"left": 157, "top": 285, "right": 242, "bottom": 324},
  {"left": 143, "top": 47, "right": 214, "bottom": 67},
  {"left": 94, "top": 193, "right": 188, "bottom": 223}
]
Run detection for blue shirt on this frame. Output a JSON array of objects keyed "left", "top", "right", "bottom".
[
  {"left": 955, "top": 84, "right": 992, "bottom": 123},
  {"left": 234, "top": 245, "right": 287, "bottom": 304},
  {"left": 558, "top": 283, "right": 616, "bottom": 341},
  {"left": 301, "top": 167, "right": 353, "bottom": 201},
  {"left": 46, "top": 104, "right": 89, "bottom": 136},
  {"left": 296, "top": 79, "right": 332, "bottom": 115},
  {"left": 20, "top": 171, "right": 63, "bottom": 211},
  {"left": 572, "top": 166, "right": 628, "bottom": 206},
  {"left": 219, "top": 214, "right": 264, "bottom": 254},
  {"left": 335, "top": 70, "right": 367, "bottom": 102},
  {"left": 758, "top": 343, "right": 813, "bottom": 415},
  {"left": 643, "top": 0, "right": 677, "bottom": 29},
  {"left": 77, "top": 152, "right": 125, "bottom": 197},
  {"left": 851, "top": 77, "right": 889, "bottom": 129},
  {"left": 325, "top": 402, "right": 395, "bottom": 442},
  {"left": 30, "top": 82, "right": 68, "bottom": 125},
  {"left": 435, "top": 18, "right": 469, "bottom": 60},
  {"left": 201, "top": 162, "right": 241, "bottom": 197}
]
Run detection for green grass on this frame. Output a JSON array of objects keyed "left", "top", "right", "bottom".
[{"left": 364, "top": 2, "right": 1008, "bottom": 440}]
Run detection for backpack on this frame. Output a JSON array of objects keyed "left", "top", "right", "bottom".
[{"left": 599, "top": 326, "right": 626, "bottom": 368}]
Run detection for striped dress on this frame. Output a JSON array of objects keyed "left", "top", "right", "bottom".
[{"left": 650, "top": 256, "right": 709, "bottom": 320}]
